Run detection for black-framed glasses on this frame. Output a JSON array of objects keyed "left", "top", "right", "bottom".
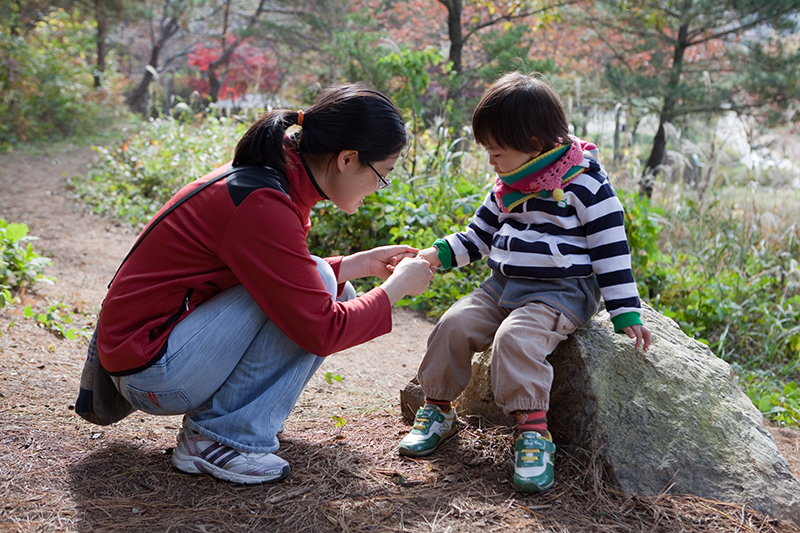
[{"left": 365, "top": 161, "right": 392, "bottom": 190}]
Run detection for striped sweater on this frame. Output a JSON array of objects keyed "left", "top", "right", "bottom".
[{"left": 436, "top": 156, "right": 643, "bottom": 332}]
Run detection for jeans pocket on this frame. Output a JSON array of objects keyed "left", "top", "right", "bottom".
[{"left": 124, "top": 385, "right": 192, "bottom": 416}]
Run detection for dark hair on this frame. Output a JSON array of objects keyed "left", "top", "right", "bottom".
[
  {"left": 233, "top": 84, "right": 407, "bottom": 169},
  {"left": 472, "top": 72, "right": 570, "bottom": 154}
]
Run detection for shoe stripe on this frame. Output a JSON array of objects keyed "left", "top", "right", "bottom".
[{"left": 201, "top": 442, "right": 241, "bottom": 467}]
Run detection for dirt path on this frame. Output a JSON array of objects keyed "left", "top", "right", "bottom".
[{"left": 1, "top": 144, "right": 798, "bottom": 533}]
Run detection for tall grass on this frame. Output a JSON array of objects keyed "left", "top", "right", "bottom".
[
  {"left": 631, "top": 183, "right": 800, "bottom": 427},
  {"left": 650, "top": 187, "right": 800, "bottom": 372}
]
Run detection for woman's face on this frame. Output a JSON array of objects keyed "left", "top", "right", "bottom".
[
  {"left": 481, "top": 138, "right": 541, "bottom": 174},
  {"left": 326, "top": 152, "right": 400, "bottom": 214}
]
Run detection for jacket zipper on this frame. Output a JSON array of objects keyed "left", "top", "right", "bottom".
[{"left": 149, "top": 288, "right": 194, "bottom": 341}]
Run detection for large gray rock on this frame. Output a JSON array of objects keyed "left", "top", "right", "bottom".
[{"left": 399, "top": 304, "right": 800, "bottom": 526}]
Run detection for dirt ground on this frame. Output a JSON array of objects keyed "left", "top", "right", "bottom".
[{"left": 1, "top": 144, "right": 799, "bottom": 533}]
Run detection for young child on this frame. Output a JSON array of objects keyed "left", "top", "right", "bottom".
[{"left": 399, "top": 72, "right": 652, "bottom": 493}]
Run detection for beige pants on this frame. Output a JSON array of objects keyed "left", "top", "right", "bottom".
[{"left": 418, "top": 288, "right": 577, "bottom": 414}]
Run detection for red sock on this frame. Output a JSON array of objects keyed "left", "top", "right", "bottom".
[
  {"left": 516, "top": 410, "right": 547, "bottom": 435},
  {"left": 425, "top": 398, "right": 452, "bottom": 413}
]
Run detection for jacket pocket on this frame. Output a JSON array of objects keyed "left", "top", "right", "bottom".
[{"left": 149, "top": 288, "right": 194, "bottom": 341}]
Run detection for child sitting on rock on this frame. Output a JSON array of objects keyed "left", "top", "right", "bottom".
[{"left": 399, "top": 71, "right": 651, "bottom": 493}]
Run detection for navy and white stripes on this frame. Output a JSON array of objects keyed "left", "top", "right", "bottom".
[{"left": 443, "top": 159, "right": 641, "bottom": 319}]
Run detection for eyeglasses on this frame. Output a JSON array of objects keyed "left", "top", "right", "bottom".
[{"left": 365, "top": 161, "right": 392, "bottom": 190}]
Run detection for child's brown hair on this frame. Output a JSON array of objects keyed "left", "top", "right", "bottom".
[{"left": 472, "top": 72, "right": 570, "bottom": 154}]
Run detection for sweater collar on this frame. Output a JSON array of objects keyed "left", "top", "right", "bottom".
[{"left": 282, "top": 136, "right": 326, "bottom": 212}]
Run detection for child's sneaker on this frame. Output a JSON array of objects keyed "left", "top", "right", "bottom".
[
  {"left": 398, "top": 404, "right": 457, "bottom": 457},
  {"left": 172, "top": 426, "right": 290, "bottom": 485},
  {"left": 513, "top": 430, "right": 556, "bottom": 493}
]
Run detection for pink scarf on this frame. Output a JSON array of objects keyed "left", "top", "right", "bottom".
[{"left": 494, "top": 139, "right": 596, "bottom": 212}]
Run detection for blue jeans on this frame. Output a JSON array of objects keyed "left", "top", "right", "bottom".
[{"left": 117, "top": 256, "right": 352, "bottom": 453}]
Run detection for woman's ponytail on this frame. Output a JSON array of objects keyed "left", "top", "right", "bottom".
[{"left": 233, "top": 110, "right": 302, "bottom": 168}]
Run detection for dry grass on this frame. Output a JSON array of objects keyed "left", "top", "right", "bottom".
[{"left": 1, "top": 324, "right": 799, "bottom": 533}]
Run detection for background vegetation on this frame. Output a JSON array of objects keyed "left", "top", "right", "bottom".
[{"left": 3, "top": 0, "right": 800, "bottom": 426}]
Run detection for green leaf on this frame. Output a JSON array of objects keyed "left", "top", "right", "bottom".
[{"left": 3, "top": 223, "right": 29, "bottom": 243}]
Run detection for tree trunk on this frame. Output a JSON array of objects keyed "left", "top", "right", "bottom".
[
  {"left": 613, "top": 103, "right": 623, "bottom": 170},
  {"left": 441, "top": 0, "right": 464, "bottom": 75},
  {"left": 125, "top": 70, "right": 155, "bottom": 115},
  {"left": 126, "top": 44, "right": 162, "bottom": 114},
  {"left": 124, "top": 10, "right": 182, "bottom": 115},
  {"left": 208, "top": 64, "right": 222, "bottom": 103},
  {"left": 205, "top": 0, "right": 266, "bottom": 103},
  {"left": 630, "top": 115, "right": 640, "bottom": 148},
  {"left": 94, "top": 0, "right": 107, "bottom": 89},
  {"left": 640, "top": 120, "right": 666, "bottom": 197},
  {"left": 640, "top": 22, "right": 690, "bottom": 197}
]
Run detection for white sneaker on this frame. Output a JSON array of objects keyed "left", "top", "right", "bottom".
[
  {"left": 513, "top": 430, "right": 556, "bottom": 493},
  {"left": 172, "top": 426, "right": 290, "bottom": 485},
  {"left": 398, "top": 404, "right": 457, "bottom": 457}
]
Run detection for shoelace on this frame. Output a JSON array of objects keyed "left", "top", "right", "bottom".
[
  {"left": 413, "top": 412, "right": 433, "bottom": 431},
  {"left": 413, "top": 418, "right": 430, "bottom": 430},
  {"left": 413, "top": 407, "right": 441, "bottom": 431},
  {"left": 519, "top": 448, "right": 541, "bottom": 464}
]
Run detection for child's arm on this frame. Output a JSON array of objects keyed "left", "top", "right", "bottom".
[{"left": 621, "top": 324, "right": 652, "bottom": 351}]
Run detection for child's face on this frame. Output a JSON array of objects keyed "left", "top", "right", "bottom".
[{"left": 480, "top": 140, "right": 541, "bottom": 174}]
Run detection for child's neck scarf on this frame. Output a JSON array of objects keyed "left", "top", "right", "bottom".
[{"left": 494, "top": 140, "right": 587, "bottom": 212}]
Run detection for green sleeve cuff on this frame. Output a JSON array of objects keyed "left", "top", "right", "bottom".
[
  {"left": 433, "top": 238, "right": 453, "bottom": 270},
  {"left": 611, "top": 311, "right": 643, "bottom": 333}
]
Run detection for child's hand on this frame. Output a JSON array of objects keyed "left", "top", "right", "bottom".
[
  {"left": 362, "top": 245, "right": 418, "bottom": 280},
  {"left": 387, "top": 246, "right": 440, "bottom": 274},
  {"left": 622, "top": 324, "right": 652, "bottom": 351},
  {"left": 417, "top": 246, "right": 441, "bottom": 269}
]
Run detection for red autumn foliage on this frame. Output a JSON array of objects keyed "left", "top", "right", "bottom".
[{"left": 188, "top": 35, "right": 281, "bottom": 100}]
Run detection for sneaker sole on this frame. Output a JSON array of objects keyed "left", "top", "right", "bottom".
[
  {"left": 398, "top": 425, "right": 458, "bottom": 458},
  {"left": 513, "top": 475, "right": 555, "bottom": 493},
  {"left": 172, "top": 450, "right": 290, "bottom": 485}
]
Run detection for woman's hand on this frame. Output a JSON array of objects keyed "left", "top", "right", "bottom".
[
  {"left": 380, "top": 256, "right": 435, "bottom": 304},
  {"left": 339, "top": 245, "right": 419, "bottom": 282}
]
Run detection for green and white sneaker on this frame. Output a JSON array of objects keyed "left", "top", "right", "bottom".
[
  {"left": 513, "top": 430, "right": 556, "bottom": 493},
  {"left": 398, "top": 404, "right": 457, "bottom": 457}
]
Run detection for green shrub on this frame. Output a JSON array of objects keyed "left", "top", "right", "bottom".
[
  {"left": 23, "top": 302, "right": 85, "bottom": 340},
  {"left": 0, "top": 218, "right": 53, "bottom": 292},
  {"left": 71, "top": 116, "right": 247, "bottom": 228},
  {"left": 738, "top": 365, "right": 800, "bottom": 428},
  {"left": 619, "top": 191, "right": 673, "bottom": 300},
  {"left": 0, "top": 8, "right": 126, "bottom": 148}
]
